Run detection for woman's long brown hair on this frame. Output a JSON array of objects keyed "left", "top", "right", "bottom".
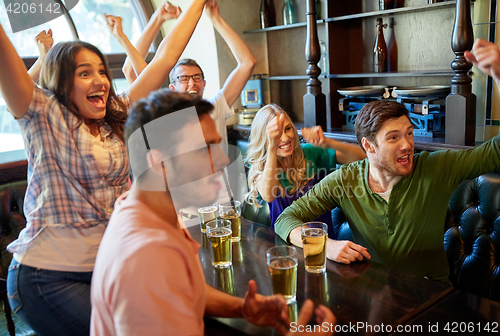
[{"left": 39, "top": 41, "right": 127, "bottom": 141}]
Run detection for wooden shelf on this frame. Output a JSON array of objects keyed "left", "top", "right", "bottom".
[
  {"left": 244, "top": 2, "right": 462, "bottom": 33},
  {"left": 325, "top": 1, "right": 458, "bottom": 23},
  {"left": 328, "top": 71, "right": 457, "bottom": 79},
  {"left": 244, "top": 20, "right": 324, "bottom": 34}
]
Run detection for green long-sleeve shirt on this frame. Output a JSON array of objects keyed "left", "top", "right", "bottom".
[{"left": 275, "top": 135, "right": 500, "bottom": 282}]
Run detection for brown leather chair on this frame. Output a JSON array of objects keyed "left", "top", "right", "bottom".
[
  {"left": 444, "top": 172, "right": 500, "bottom": 302},
  {"left": 0, "top": 180, "right": 28, "bottom": 336}
]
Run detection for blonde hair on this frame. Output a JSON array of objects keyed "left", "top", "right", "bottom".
[{"left": 244, "top": 104, "right": 311, "bottom": 207}]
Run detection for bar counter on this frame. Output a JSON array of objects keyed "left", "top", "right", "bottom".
[{"left": 184, "top": 218, "right": 494, "bottom": 335}]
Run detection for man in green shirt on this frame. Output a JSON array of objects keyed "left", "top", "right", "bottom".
[{"left": 275, "top": 38, "right": 500, "bottom": 282}]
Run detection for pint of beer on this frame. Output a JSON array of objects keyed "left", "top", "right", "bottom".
[
  {"left": 219, "top": 201, "right": 241, "bottom": 242},
  {"left": 198, "top": 204, "right": 218, "bottom": 233},
  {"left": 206, "top": 219, "right": 232, "bottom": 268},
  {"left": 266, "top": 246, "right": 298, "bottom": 304},
  {"left": 301, "top": 222, "right": 328, "bottom": 273}
]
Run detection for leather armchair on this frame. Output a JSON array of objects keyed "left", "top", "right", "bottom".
[
  {"left": 0, "top": 180, "right": 27, "bottom": 336},
  {"left": 444, "top": 172, "right": 500, "bottom": 302},
  {"left": 0, "top": 181, "right": 27, "bottom": 279}
]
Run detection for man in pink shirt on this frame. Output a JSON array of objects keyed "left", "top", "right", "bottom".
[{"left": 90, "top": 89, "right": 336, "bottom": 335}]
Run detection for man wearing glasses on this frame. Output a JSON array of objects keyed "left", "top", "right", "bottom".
[{"left": 168, "top": 0, "right": 256, "bottom": 144}]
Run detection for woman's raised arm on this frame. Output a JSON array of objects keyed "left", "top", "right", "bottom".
[
  {"left": 0, "top": 24, "right": 34, "bottom": 119},
  {"left": 256, "top": 114, "right": 285, "bottom": 203},
  {"left": 126, "top": 0, "right": 207, "bottom": 104}
]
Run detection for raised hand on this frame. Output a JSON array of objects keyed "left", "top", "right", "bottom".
[
  {"left": 104, "top": 14, "right": 124, "bottom": 40},
  {"left": 35, "top": 29, "right": 53, "bottom": 59},
  {"left": 205, "top": 0, "right": 220, "bottom": 19},
  {"left": 154, "top": 1, "right": 182, "bottom": 22},
  {"left": 267, "top": 114, "right": 286, "bottom": 151},
  {"left": 301, "top": 126, "right": 326, "bottom": 148},
  {"left": 242, "top": 280, "right": 290, "bottom": 335},
  {"left": 464, "top": 38, "right": 500, "bottom": 84},
  {"left": 28, "top": 29, "right": 54, "bottom": 82}
]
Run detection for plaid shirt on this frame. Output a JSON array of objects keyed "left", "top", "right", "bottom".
[{"left": 7, "top": 85, "right": 130, "bottom": 255}]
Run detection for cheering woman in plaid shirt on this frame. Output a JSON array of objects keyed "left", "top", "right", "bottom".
[{"left": 0, "top": 1, "right": 209, "bottom": 335}]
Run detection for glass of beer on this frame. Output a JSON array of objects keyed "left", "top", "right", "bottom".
[
  {"left": 301, "top": 222, "right": 328, "bottom": 274},
  {"left": 219, "top": 200, "right": 241, "bottom": 242},
  {"left": 198, "top": 204, "right": 218, "bottom": 233},
  {"left": 266, "top": 246, "right": 298, "bottom": 304},
  {"left": 206, "top": 218, "right": 232, "bottom": 269}
]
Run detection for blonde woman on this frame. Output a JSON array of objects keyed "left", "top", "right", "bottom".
[{"left": 245, "top": 104, "right": 371, "bottom": 264}]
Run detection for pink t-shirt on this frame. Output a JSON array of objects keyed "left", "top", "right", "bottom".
[{"left": 91, "top": 198, "right": 206, "bottom": 336}]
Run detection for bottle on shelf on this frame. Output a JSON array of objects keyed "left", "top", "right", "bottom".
[
  {"left": 373, "top": 18, "right": 388, "bottom": 73},
  {"left": 387, "top": 17, "right": 398, "bottom": 72},
  {"left": 282, "top": 0, "right": 296, "bottom": 25},
  {"left": 260, "top": 0, "right": 269, "bottom": 29},
  {"left": 268, "top": 0, "right": 276, "bottom": 26},
  {"left": 379, "top": 0, "right": 394, "bottom": 10},
  {"left": 319, "top": 41, "right": 327, "bottom": 75}
]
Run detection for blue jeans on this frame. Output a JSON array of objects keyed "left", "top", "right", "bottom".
[{"left": 7, "top": 259, "right": 92, "bottom": 336}]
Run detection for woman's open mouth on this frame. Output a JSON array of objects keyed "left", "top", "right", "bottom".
[{"left": 87, "top": 91, "right": 106, "bottom": 109}]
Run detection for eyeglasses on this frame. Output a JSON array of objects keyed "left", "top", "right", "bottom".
[{"left": 173, "top": 73, "right": 204, "bottom": 84}]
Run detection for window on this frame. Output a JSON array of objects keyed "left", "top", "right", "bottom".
[{"left": 0, "top": 0, "right": 153, "bottom": 165}]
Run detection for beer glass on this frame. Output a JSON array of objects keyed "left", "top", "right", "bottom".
[
  {"left": 219, "top": 200, "right": 241, "bottom": 242},
  {"left": 198, "top": 204, "right": 218, "bottom": 233},
  {"left": 301, "top": 222, "right": 328, "bottom": 273},
  {"left": 206, "top": 218, "right": 232, "bottom": 268},
  {"left": 266, "top": 246, "right": 298, "bottom": 304}
]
